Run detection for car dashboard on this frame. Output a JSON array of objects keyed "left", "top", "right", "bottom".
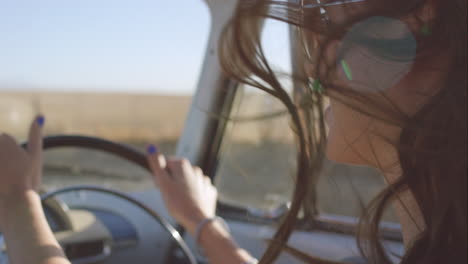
[{"left": 0, "top": 190, "right": 177, "bottom": 264}]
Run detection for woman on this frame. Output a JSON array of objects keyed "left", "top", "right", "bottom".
[{"left": 0, "top": 0, "right": 466, "bottom": 263}]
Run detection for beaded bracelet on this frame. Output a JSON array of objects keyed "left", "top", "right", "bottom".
[
  {"left": 242, "top": 259, "right": 259, "bottom": 264},
  {"left": 194, "top": 216, "right": 231, "bottom": 258}
]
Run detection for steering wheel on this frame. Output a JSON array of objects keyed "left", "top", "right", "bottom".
[{"left": 21, "top": 135, "right": 198, "bottom": 264}]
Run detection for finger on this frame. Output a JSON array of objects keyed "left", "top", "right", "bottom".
[
  {"left": 28, "top": 115, "right": 44, "bottom": 189},
  {"left": 27, "top": 115, "right": 44, "bottom": 158},
  {"left": 167, "top": 158, "right": 193, "bottom": 181},
  {"left": 0, "top": 133, "right": 30, "bottom": 177},
  {"left": 0, "top": 133, "right": 26, "bottom": 158},
  {"left": 193, "top": 166, "right": 203, "bottom": 176},
  {"left": 204, "top": 176, "right": 213, "bottom": 186},
  {"left": 204, "top": 175, "right": 212, "bottom": 183},
  {"left": 146, "top": 145, "right": 170, "bottom": 186},
  {"left": 0, "top": 133, "right": 18, "bottom": 145}
]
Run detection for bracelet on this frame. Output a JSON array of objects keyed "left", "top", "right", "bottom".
[
  {"left": 242, "top": 260, "right": 259, "bottom": 264},
  {"left": 194, "top": 216, "right": 231, "bottom": 258}
]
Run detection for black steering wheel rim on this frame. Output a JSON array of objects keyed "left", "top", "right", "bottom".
[
  {"left": 22, "top": 135, "right": 197, "bottom": 264},
  {"left": 23, "top": 135, "right": 151, "bottom": 171}
]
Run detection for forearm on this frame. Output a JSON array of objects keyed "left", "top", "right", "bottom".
[
  {"left": 188, "top": 219, "right": 256, "bottom": 264},
  {"left": 1, "top": 191, "right": 70, "bottom": 264}
]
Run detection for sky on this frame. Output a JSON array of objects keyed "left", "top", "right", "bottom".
[{"left": 0, "top": 0, "right": 290, "bottom": 95}]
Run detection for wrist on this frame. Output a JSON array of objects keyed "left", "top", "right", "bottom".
[
  {"left": 0, "top": 189, "right": 40, "bottom": 208},
  {"left": 192, "top": 217, "right": 257, "bottom": 264},
  {"left": 183, "top": 213, "right": 213, "bottom": 235},
  {"left": 195, "top": 217, "right": 232, "bottom": 248},
  {"left": 0, "top": 190, "right": 41, "bottom": 230}
]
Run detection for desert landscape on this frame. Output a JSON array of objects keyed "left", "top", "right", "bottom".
[
  {"left": 0, "top": 91, "right": 192, "bottom": 142},
  {"left": 0, "top": 90, "right": 396, "bottom": 222}
]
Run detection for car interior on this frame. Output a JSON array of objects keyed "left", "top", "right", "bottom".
[{"left": 0, "top": 0, "right": 404, "bottom": 263}]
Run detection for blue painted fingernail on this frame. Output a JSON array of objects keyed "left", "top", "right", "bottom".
[
  {"left": 147, "top": 144, "right": 157, "bottom": 154},
  {"left": 37, "top": 116, "right": 45, "bottom": 127}
]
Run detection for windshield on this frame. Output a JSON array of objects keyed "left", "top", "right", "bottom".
[{"left": 0, "top": 0, "right": 210, "bottom": 192}]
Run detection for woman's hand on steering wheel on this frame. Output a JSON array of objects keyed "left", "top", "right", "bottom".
[
  {"left": 0, "top": 116, "right": 44, "bottom": 228},
  {"left": 146, "top": 147, "right": 218, "bottom": 235}
]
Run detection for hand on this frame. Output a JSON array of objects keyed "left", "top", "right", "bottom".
[
  {"left": 146, "top": 146, "right": 217, "bottom": 235},
  {"left": 0, "top": 116, "right": 44, "bottom": 227}
]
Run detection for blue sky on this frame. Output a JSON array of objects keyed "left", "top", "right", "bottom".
[{"left": 0, "top": 0, "right": 290, "bottom": 95}]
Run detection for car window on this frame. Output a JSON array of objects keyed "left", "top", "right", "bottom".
[
  {"left": 317, "top": 159, "right": 397, "bottom": 222},
  {"left": 0, "top": 0, "right": 210, "bottom": 192},
  {"left": 214, "top": 19, "right": 397, "bottom": 223},
  {"left": 215, "top": 84, "right": 297, "bottom": 212},
  {"left": 214, "top": 19, "right": 296, "bottom": 212}
]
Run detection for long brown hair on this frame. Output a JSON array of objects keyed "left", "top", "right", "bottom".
[{"left": 219, "top": 0, "right": 467, "bottom": 263}]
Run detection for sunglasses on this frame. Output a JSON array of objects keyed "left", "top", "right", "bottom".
[{"left": 297, "top": 0, "right": 418, "bottom": 93}]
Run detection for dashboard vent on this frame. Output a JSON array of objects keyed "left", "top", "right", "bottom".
[{"left": 64, "top": 240, "right": 105, "bottom": 260}]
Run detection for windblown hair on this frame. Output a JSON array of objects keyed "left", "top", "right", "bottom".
[{"left": 219, "top": 0, "right": 467, "bottom": 263}]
